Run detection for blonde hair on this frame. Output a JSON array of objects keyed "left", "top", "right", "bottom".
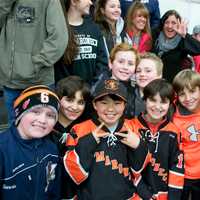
[
  {"left": 173, "top": 69, "right": 200, "bottom": 93},
  {"left": 137, "top": 52, "right": 163, "bottom": 76},
  {"left": 109, "top": 43, "right": 140, "bottom": 66},
  {"left": 126, "top": 1, "right": 151, "bottom": 35}
]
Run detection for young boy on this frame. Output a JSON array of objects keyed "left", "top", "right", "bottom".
[
  {"left": 64, "top": 78, "right": 150, "bottom": 199},
  {"left": 173, "top": 69, "right": 200, "bottom": 200},
  {"left": 50, "top": 76, "right": 90, "bottom": 199},
  {"left": 132, "top": 79, "right": 184, "bottom": 200},
  {"left": 93, "top": 42, "right": 139, "bottom": 118},
  {"left": 0, "top": 85, "right": 61, "bottom": 199},
  {"left": 135, "top": 52, "right": 163, "bottom": 116}
]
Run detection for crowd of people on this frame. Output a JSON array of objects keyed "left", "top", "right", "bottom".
[{"left": 1, "top": 0, "right": 200, "bottom": 199}]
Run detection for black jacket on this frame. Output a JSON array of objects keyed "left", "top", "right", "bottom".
[{"left": 152, "top": 30, "right": 200, "bottom": 82}]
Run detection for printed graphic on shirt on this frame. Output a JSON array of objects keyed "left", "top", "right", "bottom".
[
  {"left": 16, "top": 6, "right": 35, "bottom": 24},
  {"left": 187, "top": 125, "right": 200, "bottom": 141},
  {"left": 45, "top": 161, "right": 57, "bottom": 192},
  {"left": 74, "top": 34, "right": 98, "bottom": 60},
  {"left": 94, "top": 151, "right": 131, "bottom": 179},
  {"left": 150, "top": 157, "right": 168, "bottom": 183}
]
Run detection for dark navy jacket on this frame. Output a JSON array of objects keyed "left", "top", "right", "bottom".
[{"left": 0, "top": 125, "right": 61, "bottom": 200}]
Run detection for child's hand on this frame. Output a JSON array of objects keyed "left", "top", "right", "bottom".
[
  {"left": 115, "top": 123, "right": 140, "bottom": 149},
  {"left": 92, "top": 122, "right": 109, "bottom": 143}
]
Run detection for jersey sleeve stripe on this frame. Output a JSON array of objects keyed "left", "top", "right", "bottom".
[
  {"left": 64, "top": 150, "right": 88, "bottom": 185},
  {"left": 168, "top": 170, "right": 184, "bottom": 189}
]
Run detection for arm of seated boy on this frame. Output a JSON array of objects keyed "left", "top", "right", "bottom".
[
  {"left": 75, "top": 122, "right": 109, "bottom": 170},
  {"left": 135, "top": 175, "right": 156, "bottom": 200},
  {"left": 115, "top": 122, "right": 150, "bottom": 174},
  {"left": 63, "top": 123, "right": 109, "bottom": 185},
  {"left": 168, "top": 135, "right": 184, "bottom": 200}
]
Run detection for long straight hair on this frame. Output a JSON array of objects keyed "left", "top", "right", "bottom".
[
  {"left": 126, "top": 1, "right": 151, "bottom": 35},
  {"left": 61, "top": 0, "right": 78, "bottom": 65}
]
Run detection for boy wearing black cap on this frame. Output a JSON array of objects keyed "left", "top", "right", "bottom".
[
  {"left": 64, "top": 78, "right": 150, "bottom": 199},
  {"left": 0, "top": 85, "right": 61, "bottom": 199}
]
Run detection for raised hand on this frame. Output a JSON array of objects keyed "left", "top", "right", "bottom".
[
  {"left": 115, "top": 123, "right": 140, "bottom": 149},
  {"left": 174, "top": 18, "right": 188, "bottom": 38},
  {"left": 92, "top": 122, "right": 109, "bottom": 143}
]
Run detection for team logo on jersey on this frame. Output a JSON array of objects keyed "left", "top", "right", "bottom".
[
  {"left": 187, "top": 125, "right": 200, "bottom": 141},
  {"left": 45, "top": 161, "right": 57, "bottom": 192}
]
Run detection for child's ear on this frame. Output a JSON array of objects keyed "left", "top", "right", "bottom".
[
  {"left": 92, "top": 101, "right": 97, "bottom": 111},
  {"left": 108, "top": 60, "right": 112, "bottom": 70}
]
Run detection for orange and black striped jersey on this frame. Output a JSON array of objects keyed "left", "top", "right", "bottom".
[
  {"left": 130, "top": 115, "right": 184, "bottom": 200},
  {"left": 173, "top": 105, "right": 200, "bottom": 180},
  {"left": 63, "top": 117, "right": 149, "bottom": 200}
]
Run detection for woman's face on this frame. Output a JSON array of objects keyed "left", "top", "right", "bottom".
[
  {"left": 101, "top": 0, "right": 121, "bottom": 24},
  {"left": 75, "top": 0, "right": 93, "bottom": 16},
  {"left": 131, "top": 10, "right": 147, "bottom": 32},
  {"left": 163, "top": 14, "right": 178, "bottom": 39}
]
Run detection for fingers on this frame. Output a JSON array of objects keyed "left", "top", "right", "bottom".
[
  {"left": 115, "top": 132, "right": 127, "bottom": 138},
  {"left": 120, "top": 139, "right": 128, "bottom": 145},
  {"left": 93, "top": 122, "right": 104, "bottom": 135},
  {"left": 96, "top": 122, "right": 105, "bottom": 132},
  {"left": 124, "top": 122, "right": 131, "bottom": 131},
  {"left": 96, "top": 132, "right": 109, "bottom": 138}
]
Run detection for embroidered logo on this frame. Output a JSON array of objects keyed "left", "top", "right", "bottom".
[
  {"left": 105, "top": 79, "right": 119, "bottom": 91},
  {"left": 95, "top": 151, "right": 131, "bottom": 179},
  {"left": 187, "top": 125, "right": 200, "bottom": 141}
]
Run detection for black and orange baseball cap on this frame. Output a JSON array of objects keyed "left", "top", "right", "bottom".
[
  {"left": 92, "top": 79, "right": 127, "bottom": 101},
  {"left": 14, "top": 85, "right": 60, "bottom": 124}
]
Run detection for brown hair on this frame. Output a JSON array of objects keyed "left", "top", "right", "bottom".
[
  {"left": 61, "top": 0, "right": 78, "bottom": 65},
  {"left": 137, "top": 52, "right": 163, "bottom": 76},
  {"left": 126, "top": 1, "right": 151, "bottom": 35},
  {"left": 173, "top": 69, "right": 200, "bottom": 94},
  {"left": 94, "top": 0, "right": 119, "bottom": 34}
]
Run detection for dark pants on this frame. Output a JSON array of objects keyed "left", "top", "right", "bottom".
[{"left": 181, "top": 179, "right": 200, "bottom": 200}]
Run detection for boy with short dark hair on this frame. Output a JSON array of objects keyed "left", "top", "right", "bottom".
[
  {"left": 173, "top": 69, "right": 200, "bottom": 200},
  {"left": 64, "top": 78, "right": 150, "bottom": 199},
  {"left": 131, "top": 79, "right": 184, "bottom": 200},
  {"left": 0, "top": 85, "right": 61, "bottom": 199}
]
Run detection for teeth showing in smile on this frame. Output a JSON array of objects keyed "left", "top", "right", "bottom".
[{"left": 105, "top": 114, "right": 115, "bottom": 118}]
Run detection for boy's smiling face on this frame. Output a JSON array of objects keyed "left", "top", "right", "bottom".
[
  {"left": 93, "top": 95, "right": 125, "bottom": 127},
  {"left": 109, "top": 50, "right": 136, "bottom": 81},
  {"left": 136, "top": 58, "right": 161, "bottom": 89},
  {"left": 178, "top": 86, "right": 200, "bottom": 113},
  {"left": 145, "top": 93, "right": 170, "bottom": 124},
  {"left": 17, "top": 106, "right": 57, "bottom": 140}
]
